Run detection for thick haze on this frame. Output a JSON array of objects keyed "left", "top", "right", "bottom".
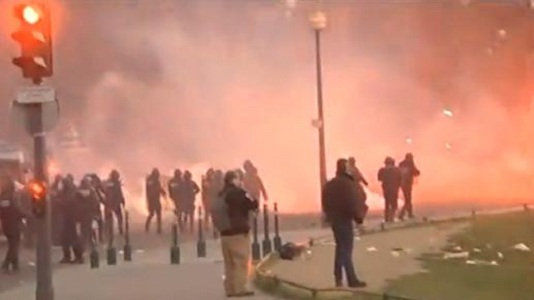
[{"left": 1, "top": 1, "right": 533, "bottom": 213}]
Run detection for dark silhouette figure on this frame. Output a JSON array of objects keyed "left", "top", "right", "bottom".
[
  {"left": 347, "top": 157, "right": 368, "bottom": 186},
  {"left": 242, "top": 160, "right": 268, "bottom": 202},
  {"left": 168, "top": 169, "right": 183, "bottom": 225},
  {"left": 377, "top": 157, "right": 402, "bottom": 223},
  {"left": 59, "top": 175, "right": 84, "bottom": 264},
  {"left": 103, "top": 170, "right": 125, "bottom": 236},
  {"left": 0, "top": 174, "right": 24, "bottom": 273},
  {"left": 145, "top": 168, "right": 166, "bottom": 234},
  {"left": 181, "top": 171, "right": 200, "bottom": 233},
  {"left": 398, "top": 153, "right": 420, "bottom": 220},
  {"left": 322, "top": 159, "right": 367, "bottom": 288}
]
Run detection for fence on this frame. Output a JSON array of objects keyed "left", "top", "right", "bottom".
[{"left": 254, "top": 203, "right": 533, "bottom": 300}]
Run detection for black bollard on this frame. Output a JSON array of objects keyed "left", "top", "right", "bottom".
[
  {"left": 106, "top": 215, "right": 117, "bottom": 265},
  {"left": 123, "top": 211, "right": 132, "bottom": 262},
  {"left": 273, "top": 202, "right": 282, "bottom": 252},
  {"left": 170, "top": 221, "right": 181, "bottom": 264},
  {"left": 90, "top": 225, "right": 100, "bottom": 269},
  {"left": 251, "top": 211, "right": 261, "bottom": 261},
  {"left": 262, "top": 203, "right": 272, "bottom": 256},
  {"left": 197, "top": 206, "right": 207, "bottom": 258}
]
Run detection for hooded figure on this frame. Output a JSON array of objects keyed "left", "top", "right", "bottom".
[
  {"left": 242, "top": 160, "right": 268, "bottom": 202},
  {"left": 398, "top": 153, "right": 420, "bottom": 220},
  {"left": 377, "top": 157, "right": 402, "bottom": 223}
]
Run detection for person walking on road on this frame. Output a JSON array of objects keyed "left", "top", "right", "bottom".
[
  {"left": 212, "top": 170, "right": 258, "bottom": 297},
  {"left": 378, "top": 157, "right": 402, "bottom": 223},
  {"left": 322, "top": 159, "right": 367, "bottom": 289},
  {"left": 398, "top": 153, "right": 420, "bottom": 220}
]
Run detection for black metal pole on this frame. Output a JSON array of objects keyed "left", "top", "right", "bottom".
[
  {"left": 170, "top": 219, "right": 180, "bottom": 264},
  {"left": 90, "top": 225, "right": 99, "bottom": 269},
  {"left": 196, "top": 206, "right": 206, "bottom": 258},
  {"left": 106, "top": 214, "right": 117, "bottom": 265},
  {"left": 123, "top": 211, "right": 132, "bottom": 261},
  {"left": 273, "top": 202, "right": 282, "bottom": 252},
  {"left": 262, "top": 203, "right": 272, "bottom": 256},
  {"left": 251, "top": 211, "right": 261, "bottom": 261},
  {"left": 33, "top": 103, "right": 54, "bottom": 300}
]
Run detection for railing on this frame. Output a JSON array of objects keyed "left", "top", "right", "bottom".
[{"left": 254, "top": 203, "right": 533, "bottom": 300}]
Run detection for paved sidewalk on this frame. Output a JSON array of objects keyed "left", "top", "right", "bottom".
[
  {"left": 266, "top": 222, "right": 468, "bottom": 293},
  {"left": 0, "top": 228, "right": 328, "bottom": 300}
]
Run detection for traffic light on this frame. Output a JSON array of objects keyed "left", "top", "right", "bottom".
[
  {"left": 11, "top": 2, "right": 53, "bottom": 83},
  {"left": 28, "top": 179, "right": 47, "bottom": 218}
]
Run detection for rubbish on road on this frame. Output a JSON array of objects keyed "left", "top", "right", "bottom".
[
  {"left": 452, "top": 246, "right": 463, "bottom": 252},
  {"left": 391, "top": 251, "right": 400, "bottom": 258},
  {"left": 473, "top": 248, "right": 481, "bottom": 253},
  {"left": 490, "top": 261, "right": 498, "bottom": 266},
  {"left": 443, "top": 251, "right": 469, "bottom": 259},
  {"left": 354, "top": 236, "right": 361, "bottom": 241},
  {"left": 513, "top": 243, "right": 530, "bottom": 252},
  {"left": 135, "top": 249, "right": 145, "bottom": 254},
  {"left": 366, "top": 246, "right": 378, "bottom": 252},
  {"left": 27, "top": 261, "right": 35, "bottom": 267},
  {"left": 497, "top": 252, "right": 504, "bottom": 259},
  {"left": 466, "top": 260, "right": 476, "bottom": 265},
  {"left": 465, "top": 260, "right": 499, "bottom": 266}
]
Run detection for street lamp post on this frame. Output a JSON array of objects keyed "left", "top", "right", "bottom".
[{"left": 309, "top": 11, "right": 328, "bottom": 213}]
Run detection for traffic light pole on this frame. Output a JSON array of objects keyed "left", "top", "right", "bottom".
[{"left": 30, "top": 101, "right": 54, "bottom": 300}]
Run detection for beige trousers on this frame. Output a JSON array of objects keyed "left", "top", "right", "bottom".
[{"left": 221, "top": 234, "right": 251, "bottom": 295}]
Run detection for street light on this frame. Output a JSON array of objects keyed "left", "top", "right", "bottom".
[{"left": 309, "top": 10, "right": 328, "bottom": 214}]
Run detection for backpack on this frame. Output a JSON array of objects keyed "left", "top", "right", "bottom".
[{"left": 210, "top": 191, "right": 232, "bottom": 232}]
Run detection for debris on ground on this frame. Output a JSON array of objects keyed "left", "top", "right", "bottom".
[
  {"left": 513, "top": 243, "right": 530, "bottom": 252},
  {"left": 366, "top": 246, "right": 378, "bottom": 252},
  {"left": 443, "top": 251, "right": 469, "bottom": 259}
]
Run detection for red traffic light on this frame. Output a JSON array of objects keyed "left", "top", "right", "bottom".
[
  {"left": 22, "top": 5, "right": 41, "bottom": 24},
  {"left": 28, "top": 180, "right": 46, "bottom": 200}
]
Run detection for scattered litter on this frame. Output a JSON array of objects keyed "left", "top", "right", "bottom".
[
  {"left": 473, "top": 248, "right": 481, "bottom": 253},
  {"left": 490, "top": 261, "right": 498, "bottom": 266},
  {"left": 404, "top": 248, "right": 413, "bottom": 254},
  {"left": 27, "top": 261, "right": 35, "bottom": 267},
  {"left": 452, "top": 246, "right": 462, "bottom": 252},
  {"left": 497, "top": 252, "right": 504, "bottom": 259},
  {"left": 118, "top": 250, "right": 124, "bottom": 255},
  {"left": 354, "top": 236, "right": 361, "bottom": 241},
  {"left": 465, "top": 260, "right": 499, "bottom": 266},
  {"left": 466, "top": 260, "right": 476, "bottom": 265},
  {"left": 513, "top": 243, "right": 531, "bottom": 252},
  {"left": 391, "top": 251, "right": 400, "bottom": 258},
  {"left": 366, "top": 247, "right": 378, "bottom": 252},
  {"left": 135, "top": 249, "right": 145, "bottom": 254},
  {"left": 443, "top": 251, "right": 469, "bottom": 259},
  {"left": 485, "top": 244, "right": 493, "bottom": 249}
]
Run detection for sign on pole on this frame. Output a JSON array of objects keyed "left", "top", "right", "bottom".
[{"left": 16, "top": 85, "right": 56, "bottom": 104}]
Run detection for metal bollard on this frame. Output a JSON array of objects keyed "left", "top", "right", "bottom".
[
  {"left": 106, "top": 216, "right": 117, "bottom": 265},
  {"left": 273, "top": 202, "right": 282, "bottom": 252},
  {"left": 90, "top": 224, "right": 99, "bottom": 269},
  {"left": 251, "top": 211, "right": 261, "bottom": 261},
  {"left": 197, "top": 206, "right": 207, "bottom": 258},
  {"left": 262, "top": 203, "right": 272, "bottom": 256},
  {"left": 170, "top": 221, "right": 181, "bottom": 264},
  {"left": 123, "top": 211, "right": 132, "bottom": 262}
]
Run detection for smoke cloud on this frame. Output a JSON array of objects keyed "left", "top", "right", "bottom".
[{"left": 1, "top": 1, "right": 533, "bottom": 213}]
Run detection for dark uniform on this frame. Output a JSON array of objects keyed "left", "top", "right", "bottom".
[
  {"left": 201, "top": 169, "right": 216, "bottom": 227},
  {"left": 167, "top": 169, "right": 183, "bottom": 224},
  {"left": 181, "top": 171, "right": 199, "bottom": 233},
  {"left": 398, "top": 153, "right": 420, "bottom": 220},
  {"left": 88, "top": 174, "right": 105, "bottom": 243},
  {"left": 0, "top": 177, "right": 24, "bottom": 273},
  {"left": 377, "top": 157, "right": 402, "bottom": 223},
  {"left": 145, "top": 168, "right": 165, "bottom": 234},
  {"left": 77, "top": 177, "right": 100, "bottom": 257},
  {"left": 59, "top": 176, "right": 84, "bottom": 264},
  {"left": 103, "top": 170, "right": 125, "bottom": 236},
  {"left": 322, "top": 159, "right": 367, "bottom": 288},
  {"left": 348, "top": 157, "right": 369, "bottom": 186},
  {"left": 50, "top": 175, "right": 64, "bottom": 246}
]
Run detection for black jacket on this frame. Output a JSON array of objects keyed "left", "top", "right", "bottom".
[
  {"left": 0, "top": 182, "right": 23, "bottom": 237},
  {"left": 322, "top": 173, "right": 367, "bottom": 223},
  {"left": 220, "top": 185, "right": 258, "bottom": 236}
]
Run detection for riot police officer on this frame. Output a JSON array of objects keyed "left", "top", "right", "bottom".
[
  {"left": 181, "top": 171, "right": 199, "bottom": 233},
  {"left": 0, "top": 174, "right": 24, "bottom": 273},
  {"left": 168, "top": 169, "right": 183, "bottom": 225},
  {"left": 103, "top": 170, "right": 125, "bottom": 236},
  {"left": 60, "top": 175, "right": 84, "bottom": 264},
  {"left": 145, "top": 168, "right": 165, "bottom": 234},
  {"left": 77, "top": 176, "right": 100, "bottom": 259}
]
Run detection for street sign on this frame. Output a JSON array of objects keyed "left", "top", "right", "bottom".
[
  {"left": 16, "top": 85, "right": 55, "bottom": 104},
  {"left": 10, "top": 98, "right": 60, "bottom": 135}
]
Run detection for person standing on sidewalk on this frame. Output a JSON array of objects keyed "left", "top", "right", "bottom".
[
  {"left": 213, "top": 170, "right": 258, "bottom": 297},
  {"left": 322, "top": 158, "right": 367, "bottom": 288},
  {"left": 0, "top": 174, "right": 24, "bottom": 274}
]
